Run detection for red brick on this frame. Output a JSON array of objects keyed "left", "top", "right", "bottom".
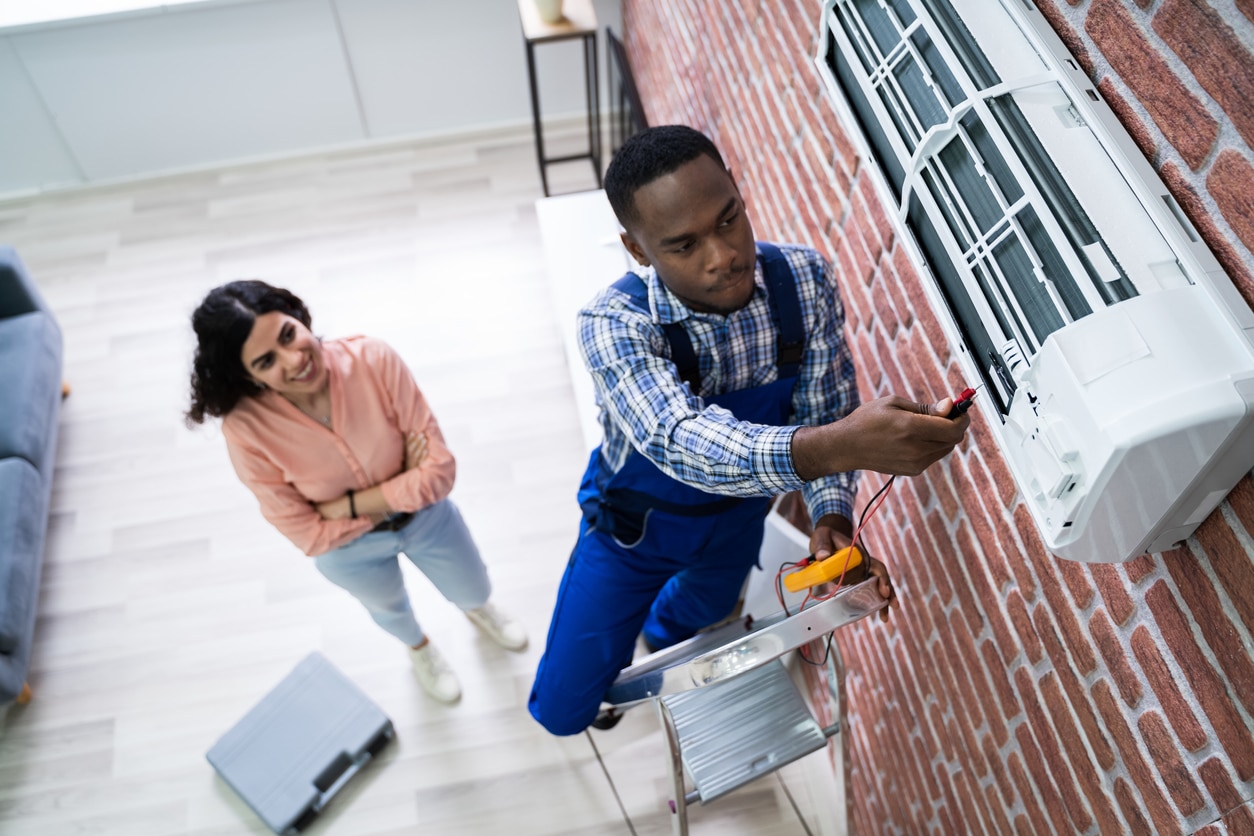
[
  {"left": 1091, "top": 678, "right": 1184, "bottom": 832},
  {"left": 1192, "top": 511, "right": 1254, "bottom": 636},
  {"left": 842, "top": 217, "right": 875, "bottom": 286},
  {"left": 910, "top": 733, "right": 944, "bottom": 804},
  {"left": 870, "top": 278, "right": 899, "bottom": 338},
  {"left": 944, "top": 609, "right": 989, "bottom": 730},
  {"left": 1087, "top": 0, "right": 1218, "bottom": 169},
  {"left": 928, "top": 466, "right": 960, "bottom": 522},
  {"left": 1243, "top": 0, "right": 1254, "bottom": 25},
  {"left": 858, "top": 173, "right": 895, "bottom": 253},
  {"left": 982, "top": 729, "right": 1015, "bottom": 806},
  {"left": 1088, "top": 608, "right": 1144, "bottom": 707},
  {"left": 1160, "top": 162, "right": 1254, "bottom": 310},
  {"left": 1030, "top": 591, "right": 1099, "bottom": 677},
  {"left": 1112, "top": 777, "right": 1154, "bottom": 835},
  {"left": 948, "top": 520, "right": 990, "bottom": 637},
  {"left": 1129, "top": 624, "right": 1208, "bottom": 751},
  {"left": 1009, "top": 751, "right": 1053, "bottom": 836},
  {"left": 898, "top": 474, "right": 930, "bottom": 520},
  {"left": 1137, "top": 710, "right": 1207, "bottom": 816},
  {"left": 883, "top": 263, "right": 914, "bottom": 332},
  {"left": 1198, "top": 756, "right": 1245, "bottom": 815},
  {"left": 913, "top": 325, "right": 947, "bottom": 389},
  {"left": 1161, "top": 545, "right": 1254, "bottom": 718},
  {"left": 1155, "top": 0, "right": 1254, "bottom": 151},
  {"left": 894, "top": 243, "right": 950, "bottom": 358},
  {"left": 874, "top": 327, "right": 907, "bottom": 398},
  {"left": 1123, "top": 553, "right": 1158, "bottom": 583},
  {"left": 935, "top": 778, "right": 958, "bottom": 836},
  {"left": 1013, "top": 714, "right": 1080, "bottom": 835},
  {"left": 1050, "top": 639, "right": 1119, "bottom": 768},
  {"left": 950, "top": 762, "right": 992, "bottom": 833},
  {"left": 919, "top": 510, "right": 957, "bottom": 607},
  {"left": 815, "top": 90, "right": 859, "bottom": 171},
  {"left": 1145, "top": 581, "right": 1254, "bottom": 779},
  {"left": 963, "top": 456, "right": 1018, "bottom": 590},
  {"left": 983, "top": 783, "right": 1014, "bottom": 835},
  {"left": 1208, "top": 150, "right": 1254, "bottom": 256},
  {"left": 1217, "top": 801, "right": 1254, "bottom": 833},
  {"left": 1014, "top": 670, "right": 1096, "bottom": 831},
  {"left": 940, "top": 678, "right": 989, "bottom": 781},
  {"left": 978, "top": 441, "right": 1019, "bottom": 510},
  {"left": 1010, "top": 813, "right": 1037, "bottom": 836},
  {"left": 928, "top": 701, "right": 955, "bottom": 762},
  {"left": 1088, "top": 562, "right": 1137, "bottom": 626},
  {"left": 1006, "top": 589, "right": 1045, "bottom": 665}
]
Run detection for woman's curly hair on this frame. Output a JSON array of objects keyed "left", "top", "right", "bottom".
[{"left": 186, "top": 280, "right": 312, "bottom": 425}]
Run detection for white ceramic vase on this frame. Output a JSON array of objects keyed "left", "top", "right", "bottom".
[{"left": 534, "top": 0, "right": 563, "bottom": 23}]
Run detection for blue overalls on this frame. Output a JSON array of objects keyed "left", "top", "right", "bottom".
[{"left": 528, "top": 244, "right": 805, "bottom": 736}]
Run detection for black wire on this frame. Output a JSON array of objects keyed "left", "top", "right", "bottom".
[
  {"left": 799, "top": 632, "right": 835, "bottom": 666},
  {"left": 853, "top": 475, "right": 895, "bottom": 558},
  {"left": 788, "top": 480, "right": 895, "bottom": 668}
]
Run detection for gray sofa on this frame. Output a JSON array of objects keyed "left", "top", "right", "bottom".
[{"left": 0, "top": 246, "right": 63, "bottom": 705}]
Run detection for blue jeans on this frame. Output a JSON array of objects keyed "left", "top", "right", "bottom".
[{"left": 313, "top": 498, "right": 491, "bottom": 647}]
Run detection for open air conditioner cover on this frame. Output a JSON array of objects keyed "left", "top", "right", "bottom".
[{"left": 815, "top": 0, "right": 1254, "bottom": 562}]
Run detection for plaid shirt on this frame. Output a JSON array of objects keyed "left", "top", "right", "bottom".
[{"left": 578, "top": 242, "right": 860, "bottom": 524}]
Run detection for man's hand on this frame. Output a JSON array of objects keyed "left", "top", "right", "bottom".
[
  {"left": 793, "top": 395, "right": 969, "bottom": 480},
  {"left": 810, "top": 514, "right": 897, "bottom": 622},
  {"left": 810, "top": 513, "right": 853, "bottom": 560},
  {"left": 404, "top": 431, "right": 429, "bottom": 471}
]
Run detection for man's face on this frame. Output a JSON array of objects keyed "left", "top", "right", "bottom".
[{"left": 620, "top": 154, "right": 757, "bottom": 315}]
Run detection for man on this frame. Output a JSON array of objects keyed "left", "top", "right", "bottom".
[{"left": 529, "top": 126, "right": 968, "bottom": 735}]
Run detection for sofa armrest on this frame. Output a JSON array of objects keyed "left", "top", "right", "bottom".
[{"left": 0, "top": 246, "right": 48, "bottom": 320}]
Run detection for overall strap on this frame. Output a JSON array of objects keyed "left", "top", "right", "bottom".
[
  {"left": 611, "top": 272, "right": 701, "bottom": 396},
  {"left": 756, "top": 243, "right": 805, "bottom": 379}
]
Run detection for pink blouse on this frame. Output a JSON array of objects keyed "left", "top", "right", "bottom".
[{"left": 222, "top": 336, "right": 455, "bottom": 556}]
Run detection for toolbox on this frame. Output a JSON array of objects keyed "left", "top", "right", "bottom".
[{"left": 206, "top": 652, "right": 394, "bottom": 834}]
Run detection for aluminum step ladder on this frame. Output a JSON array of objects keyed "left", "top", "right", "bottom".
[{"left": 603, "top": 577, "right": 887, "bottom": 835}]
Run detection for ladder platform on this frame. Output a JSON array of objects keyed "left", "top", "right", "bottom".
[
  {"left": 605, "top": 576, "right": 886, "bottom": 708},
  {"left": 662, "top": 658, "right": 827, "bottom": 803}
]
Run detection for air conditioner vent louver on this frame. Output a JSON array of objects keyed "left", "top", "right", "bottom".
[{"left": 816, "top": 0, "right": 1254, "bottom": 563}]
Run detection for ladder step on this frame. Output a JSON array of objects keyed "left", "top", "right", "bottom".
[{"left": 661, "top": 659, "right": 825, "bottom": 803}]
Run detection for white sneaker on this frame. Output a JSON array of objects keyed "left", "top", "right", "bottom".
[
  {"left": 465, "top": 602, "right": 528, "bottom": 651},
  {"left": 408, "top": 642, "right": 461, "bottom": 703}
]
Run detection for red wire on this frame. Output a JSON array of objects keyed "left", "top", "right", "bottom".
[{"left": 796, "top": 476, "right": 896, "bottom": 660}]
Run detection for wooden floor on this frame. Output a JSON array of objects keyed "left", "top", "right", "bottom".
[{"left": 0, "top": 129, "right": 830, "bottom": 835}]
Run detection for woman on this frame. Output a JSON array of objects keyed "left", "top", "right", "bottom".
[{"left": 186, "top": 280, "right": 525, "bottom": 704}]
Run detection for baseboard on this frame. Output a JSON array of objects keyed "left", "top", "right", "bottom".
[{"left": 0, "top": 112, "right": 616, "bottom": 206}]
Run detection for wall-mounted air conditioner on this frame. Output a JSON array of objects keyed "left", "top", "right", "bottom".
[{"left": 815, "top": 0, "right": 1254, "bottom": 563}]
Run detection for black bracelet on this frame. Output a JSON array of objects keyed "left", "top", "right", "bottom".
[{"left": 347, "top": 489, "right": 357, "bottom": 519}]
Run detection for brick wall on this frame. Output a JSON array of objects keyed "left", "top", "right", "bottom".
[{"left": 620, "top": 1, "right": 1254, "bottom": 833}]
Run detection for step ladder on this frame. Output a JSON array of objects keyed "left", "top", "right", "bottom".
[{"left": 604, "top": 577, "right": 886, "bottom": 835}]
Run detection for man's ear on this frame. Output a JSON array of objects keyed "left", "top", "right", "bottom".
[{"left": 620, "top": 232, "right": 650, "bottom": 268}]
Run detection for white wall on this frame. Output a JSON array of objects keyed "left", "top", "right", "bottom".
[{"left": 0, "top": 0, "right": 622, "bottom": 196}]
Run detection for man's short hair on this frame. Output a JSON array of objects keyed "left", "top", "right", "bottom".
[{"left": 604, "top": 125, "right": 727, "bottom": 229}]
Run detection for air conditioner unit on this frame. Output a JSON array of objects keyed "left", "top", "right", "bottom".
[{"left": 815, "top": 0, "right": 1254, "bottom": 563}]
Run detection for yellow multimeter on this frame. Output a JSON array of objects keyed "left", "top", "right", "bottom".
[{"left": 783, "top": 545, "right": 864, "bottom": 593}]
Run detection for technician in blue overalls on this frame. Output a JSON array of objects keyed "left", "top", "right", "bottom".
[{"left": 528, "top": 126, "right": 969, "bottom": 736}]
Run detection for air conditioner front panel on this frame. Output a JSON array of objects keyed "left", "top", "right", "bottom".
[
  {"left": 815, "top": 0, "right": 1254, "bottom": 561},
  {"left": 1006, "top": 289, "right": 1254, "bottom": 562}
]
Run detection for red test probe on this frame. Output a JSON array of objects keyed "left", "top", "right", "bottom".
[{"left": 950, "top": 387, "right": 978, "bottom": 418}]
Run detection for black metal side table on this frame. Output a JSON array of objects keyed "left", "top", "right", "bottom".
[{"left": 517, "top": 0, "right": 602, "bottom": 196}]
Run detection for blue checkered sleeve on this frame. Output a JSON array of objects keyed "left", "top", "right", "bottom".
[
  {"left": 792, "top": 253, "right": 860, "bottom": 523},
  {"left": 578, "top": 305, "right": 803, "bottom": 496}
]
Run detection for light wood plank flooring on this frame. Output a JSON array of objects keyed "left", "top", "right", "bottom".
[{"left": 0, "top": 128, "right": 827, "bottom": 835}]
